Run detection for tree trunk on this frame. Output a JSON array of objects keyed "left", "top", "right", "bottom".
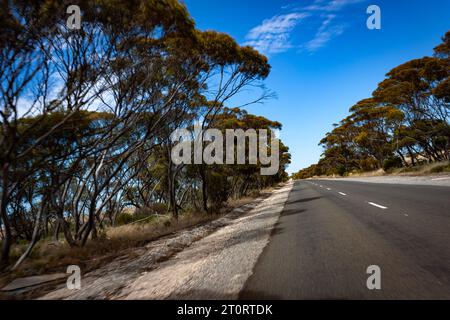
[
  {"left": 166, "top": 150, "right": 179, "bottom": 219},
  {"left": 0, "top": 226, "right": 12, "bottom": 271},
  {"left": 12, "top": 202, "right": 45, "bottom": 270},
  {"left": 0, "top": 163, "right": 12, "bottom": 271},
  {"left": 406, "top": 146, "right": 416, "bottom": 166},
  {"left": 44, "top": 214, "right": 49, "bottom": 237},
  {"left": 169, "top": 173, "right": 178, "bottom": 220},
  {"left": 91, "top": 223, "right": 98, "bottom": 240},
  {"left": 80, "top": 197, "right": 99, "bottom": 246},
  {"left": 53, "top": 220, "right": 60, "bottom": 242},
  {"left": 396, "top": 150, "right": 407, "bottom": 167},
  {"left": 200, "top": 166, "right": 208, "bottom": 212}
]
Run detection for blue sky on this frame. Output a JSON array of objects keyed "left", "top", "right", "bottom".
[{"left": 184, "top": 0, "right": 450, "bottom": 174}]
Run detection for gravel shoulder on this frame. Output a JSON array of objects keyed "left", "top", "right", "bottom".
[
  {"left": 39, "top": 182, "right": 293, "bottom": 300},
  {"left": 316, "top": 175, "right": 450, "bottom": 187}
]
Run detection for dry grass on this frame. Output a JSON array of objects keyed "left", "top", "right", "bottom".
[
  {"left": 107, "top": 212, "right": 215, "bottom": 243},
  {"left": 344, "top": 161, "right": 450, "bottom": 178},
  {"left": 0, "top": 189, "right": 271, "bottom": 289},
  {"left": 393, "top": 161, "right": 450, "bottom": 175},
  {"left": 348, "top": 169, "right": 386, "bottom": 177}
]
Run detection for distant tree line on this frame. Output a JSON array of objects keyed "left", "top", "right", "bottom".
[
  {"left": 0, "top": 1, "right": 290, "bottom": 270},
  {"left": 293, "top": 31, "right": 449, "bottom": 180}
]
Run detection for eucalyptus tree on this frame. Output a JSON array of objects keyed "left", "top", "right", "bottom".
[
  {"left": 0, "top": 0, "right": 199, "bottom": 268},
  {"left": 0, "top": 0, "right": 288, "bottom": 271},
  {"left": 293, "top": 31, "right": 449, "bottom": 180}
]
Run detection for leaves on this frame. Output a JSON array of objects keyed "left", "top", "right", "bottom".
[{"left": 294, "top": 30, "right": 450, "bottom": 179}]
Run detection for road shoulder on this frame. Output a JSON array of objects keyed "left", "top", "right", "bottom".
[
  {"left": 314, "top": 174, "right": 450, "bottom": 187},
  {"left": 39, "top": 182, "right": 294, "bottom": 300}
]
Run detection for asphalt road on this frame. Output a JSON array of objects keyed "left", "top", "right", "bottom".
[{"left": 240, "top": 179, "right": 450, "bottom": 299}]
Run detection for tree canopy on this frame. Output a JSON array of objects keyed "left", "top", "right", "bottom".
[
  {"left": 293, "top": 31, "right": 449, "bottom": 180},
  {"left": 0, "top": 0, "right": 289, "bottom": 271}
]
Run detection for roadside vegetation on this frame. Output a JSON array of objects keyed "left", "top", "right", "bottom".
[
  {"left": 293, "top": 31, "right": 450, "bottom": 179},
  {"left": 0, "top": 189, "right": 271, "bottom": 290},
  {"left": 0, "top": 0, "right": 290, "bottom": 274}
]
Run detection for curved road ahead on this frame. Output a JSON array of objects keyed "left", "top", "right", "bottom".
[{"left": 241, "top": 179, "right": 450, "bottom": 299}]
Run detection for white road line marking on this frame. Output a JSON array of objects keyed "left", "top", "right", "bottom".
[
  {"left": 339, "top": 192, "right": 347, "bottom": 196},
  {"left": 368, "top": 202, "right": 388, "bottom": 210},
  {"left": 326, "top": 188, "right": 331, "bottom": 191},
  {"left": 404, "top": 214, "right": 409, "bottom": 217},
  {"left": 431, "top": 177, "right": 450, "bottom": 181},
  {"left": 320, "top": 185, "right": 323, "bottom": 188}
]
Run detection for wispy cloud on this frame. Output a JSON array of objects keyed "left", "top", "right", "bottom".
[
  {"left": 244, "top": 13, "right": 309, "bottom": 55},
  {"left": 244, "top": 0, "right": 366, "bottom": 55},
  {"left": 304, "top": 15, "right": 345, "bottom": 52},
  {"left": 303, "top": 0, "right": 366, "bottom": 12}
]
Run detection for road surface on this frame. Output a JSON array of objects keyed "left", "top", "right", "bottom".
[
  {"left": 39, "top": 179, "right": 450, "bottom": 300},
  {"left": 40, "top": 183, "right": 293, "bottom": 300},
  {"left": 241, "top": 179, "right": 450, "bottom": 299}
]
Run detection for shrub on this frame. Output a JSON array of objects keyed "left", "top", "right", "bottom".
[
  {"left": 133, "top": 204, "right": 167, "bottom": 222},
  {"left": 207, "top": 172, "right": 231, "bottom": 209},
  {"left": 336, "top": 165, "right": 347, "bottom": 176},
  {"left": 359, "top": 158, "right": 379, "bottom": 171},
  {"left": 115, "top": 212, "right": 134, "bottom": 226},
  {"left": 383, "top": 157, "right": 403, "bottom": 171},
  {"left": 430, "top": 163, "right": 450, "bottom": 173},
  {"left": 146, "top": 203, "right": 167, "bottom": 215}
]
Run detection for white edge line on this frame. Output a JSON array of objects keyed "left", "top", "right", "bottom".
[
  {"left": 338, "top": 192, "right": 347, "bottom": 196},
  {"left": 431, "top": 177, "right": 450, "bottom": 181},
  {"left": 368, "top": 202, "right": 388, "bottom": 210}
]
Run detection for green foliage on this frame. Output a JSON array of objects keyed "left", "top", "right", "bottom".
[
  {"left": 293, "top": 30, "right": 450, "bottom": 179},
  {"left": 115, "top": 212, "right": 134, "bottom": 226},
  {"left": 201, "top": 107, "right": 291, "bottom": 208},
  {"left": 133, "top": 204, "right": 167, "bottom": 221},
  {"left": 430, "top": 164, "right": 450, "bottom": 173},
  {"left": 115, "top": 207, "right": 164, "bottom": 226},
  {"left": 383, "top": 157, "right": 403, "bottom": 172},
  {"left": 335, "top": 165, "right": 347, "bottom": 176},
  {"left": 206, "top": 171, "right": 231, "bottom": 209},
  {"left": 0, "top": 0, "right": 284, "bottom": 270}
]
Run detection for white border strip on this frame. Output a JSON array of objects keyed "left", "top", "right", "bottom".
[{"left": 368, "top": 202, "right": 388, "bottom": 210}]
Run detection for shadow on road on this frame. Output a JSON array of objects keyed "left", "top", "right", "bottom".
[
  {"left": 280, "top": 209, "right": 307, "bottom": 217},
  {"left": 286, "top": 196, "right": 322, "bottom": 206}
]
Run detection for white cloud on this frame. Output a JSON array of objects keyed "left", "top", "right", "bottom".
[
  {"left": 318, "top": 14, "right": 336, "bottom": 33},
  {"left": 304, "top": 22, "right": 345, "bottom": 52},
  {"left": 244, "top": 0, "right": 367, "bottom": 55},
  {"left": 325, "top": 0, "right": 366, "bottom": 11},
  {"left": 300, "top": 0, "right": 366, "bottom": 52},
  {"left": 244, "top": 13, "right": 309, "bottom": 55},
  {"left": 303, "top": 0, "right": 366, "bottom": 12}
]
